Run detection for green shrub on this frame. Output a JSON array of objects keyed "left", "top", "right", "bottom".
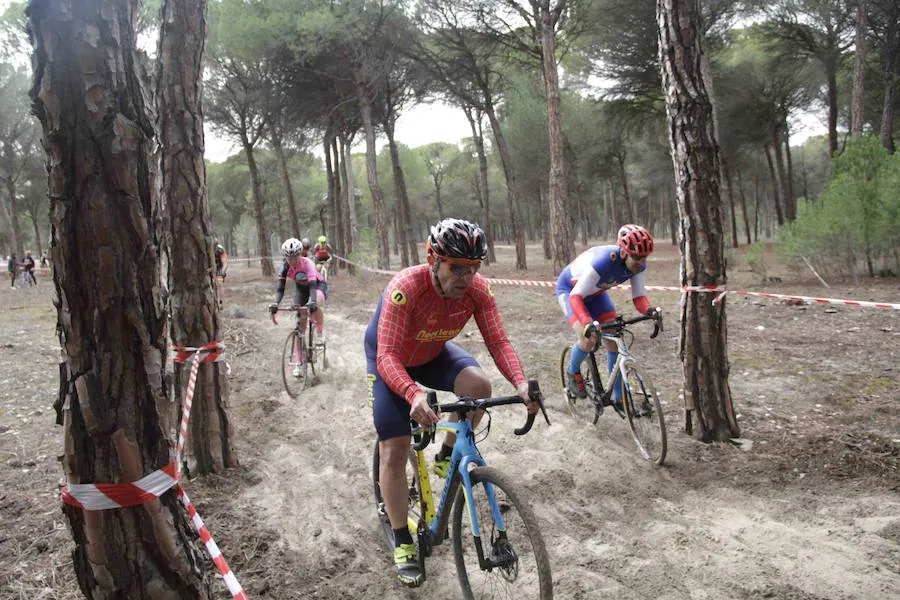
[{"left": 777, "top": 137, "right": 900, "bottom": 278}]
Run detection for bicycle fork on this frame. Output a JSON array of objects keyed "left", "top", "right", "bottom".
[{"left": 459, "top": 459, "right": 514, "bottom": 573}]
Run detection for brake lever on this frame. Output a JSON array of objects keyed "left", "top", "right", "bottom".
[{"left": 530, "top": 379, "right": 551, "bottom": 426}]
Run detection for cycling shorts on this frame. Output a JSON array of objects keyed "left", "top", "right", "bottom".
[
  {"left": 365, "top": 337, "right": 479, "bottom": 441},
  {"left": 291, "top": 282, "right": 328, "bottom": 306}
]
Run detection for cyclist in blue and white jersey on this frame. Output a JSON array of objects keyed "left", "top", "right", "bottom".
[{"left": 557, "top": 225, "right": 660, "bottom": 402}]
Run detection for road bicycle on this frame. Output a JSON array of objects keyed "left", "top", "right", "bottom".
[
  {"left": 559, "top": 313, "right": 667, "bottom": 465},
  {"left": 372, "top": 380, "right": 554, "bottom": 599},
  {"left": 270, "top": 304, "right": 327, "bottom": 397}
]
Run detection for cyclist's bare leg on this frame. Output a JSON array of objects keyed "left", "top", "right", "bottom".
[
  {"left": 442, "top": 366, "right": 491, "bottom": 448},
  {"left": 379, "top": 435, "right": 414, "bottom": 528},
  {"left": 312, "top": 289, "right": 326, "bottom": 333}
]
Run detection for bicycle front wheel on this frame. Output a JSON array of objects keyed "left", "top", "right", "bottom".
[
  {"left": 452, "top": 467, "right": 552, "bottom": 600},
  {"left": 281, "top": 330, "right": 308, "bottom": 398},
  {"left": 622, "top": 364, "right": 667, "bottom": 465},
  {"left": 559, "top": 345, "right": 597, "bottom": 424}
]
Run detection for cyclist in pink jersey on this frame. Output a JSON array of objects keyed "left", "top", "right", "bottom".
[
  {"left": 365, "top": 218, "right": 539, "bottom": 587},
  {"left": 269, "top": 238, "right": 328, "bottom": 344}
]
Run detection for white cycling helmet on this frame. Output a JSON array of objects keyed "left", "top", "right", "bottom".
[{"left": 281, "top": 238, "right": 303, "bottom": 258}]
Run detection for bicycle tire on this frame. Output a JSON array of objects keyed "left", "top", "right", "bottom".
[
  {"left": 281, "top": 329, "right": 308, "bottom": 398},
  {"left": 558, "top": 346, "right": 597, "bottom": 424},
  {"left": 622, "top": 364, "right": 667, "bottom": 465},
  {"left": 372, "top": 441, "right": 423, "bottom": 551},
  {"left": 452, "top": 466, "right": 553, "bottom": 600}
]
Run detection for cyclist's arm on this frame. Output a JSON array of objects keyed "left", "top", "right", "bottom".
[
  {"left": 569, "top": 268, "right": 603, "bottom": 326},
  {"left": 629, "top": 270, "right": 652, "bottom": 315},
  {"left": 376, "top": 289, "right": 420, "bottom": 405},
  {"left": 220, "top": 252, "right": 228, "bottom": 274},
  {"left": 472, "top": 281, "right": 527, "bottom": 389},
  {"left": 273, "top": 263, "right": 289, "bottom": 304}
]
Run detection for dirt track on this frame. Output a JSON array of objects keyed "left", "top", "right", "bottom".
[{"left": 1, "top": 244, "right": 898, "bottom": 599}]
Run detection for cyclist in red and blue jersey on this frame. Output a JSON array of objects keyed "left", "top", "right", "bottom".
[
  {"left": 558, "top": 224, "right": 661, "bottom": 402},
  {"left": 269, "top": 238, "right": 328, "bottom": 349},
  {"left": 366, "top": 218, "right": 539, "bottom": 587}
]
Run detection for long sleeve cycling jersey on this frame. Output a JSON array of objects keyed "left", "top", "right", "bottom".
[
  {"left": 274, "top": 257, "right": 322, "bottom": 304},
  {"left": 376, "top": 264, "right": 526, "bottom": 404},
  {"left": 559, "top": 246, "right": 651, "bottom": 325}
]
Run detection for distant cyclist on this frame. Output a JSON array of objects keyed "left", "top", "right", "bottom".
[
  {"left": 21, "top": 251, "right": 37, "bottom": 286},
  {"left": 214, "top": 241, "right": 228, "bottom": 308},
  {"left": 299, "top": 237, "right": 312, "bottom": 259},
  {"left": 365, "top": 217, "right": 539, "bottom": 587},
  {"left": 269, "top": 238, "right": 328, "bottom": 367},
  {"left": 558, "top": 224, "right": 661, "bottom": 404},
  {"left": 313, "top": 235, "right": 331, "bottom": 268},
  {"left": 214, "top": 242, "right": 228, "bottom": 280},
  {"left": 7, "top": 253, "right": 16, "bottom": 289}
]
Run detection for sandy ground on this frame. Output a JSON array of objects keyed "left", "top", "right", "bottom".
[{"left": 1, "top": 243, "right": 898, "bottom": 599}]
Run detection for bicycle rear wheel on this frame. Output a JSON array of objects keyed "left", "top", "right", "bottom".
[
  {"left": 452, "top": 467, "right": 553, "bottom": 600},
  {"left": 622, "top": 364, "right": 667, "bottom": 465},
  {"left": 281, "top": 330, "right": 308, "bottom": 398},
  {"left": 558, "top": 345, "right": 598, "bottom": 424},
  {"left": 372, "top": 441, "right": 422, "bottom": 550}
]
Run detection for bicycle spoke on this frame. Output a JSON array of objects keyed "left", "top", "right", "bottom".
[
  {"left": 281, "top": 330, "right": 308, "bottom": 398},
  {"left": 559, "top": 346, "right": 598, "bottom": 425},
  {"left": 623, "top": 365, "right": 667, "bottom": 465},
  {"left": 453, "top": 467, "right": 552, "bottom": 600}
]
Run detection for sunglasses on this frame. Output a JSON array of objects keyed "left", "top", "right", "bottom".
[{"left": 445, "top": 259, "right": 481, "bottom": 277}]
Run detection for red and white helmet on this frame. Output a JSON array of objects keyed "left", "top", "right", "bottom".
[{"left": 617, "top": 224, "right": 654, "bottom": 257}]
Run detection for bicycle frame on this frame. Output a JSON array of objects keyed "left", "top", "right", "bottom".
[{"left": 409, "top": 420, "right": 506, "bottom": 567}]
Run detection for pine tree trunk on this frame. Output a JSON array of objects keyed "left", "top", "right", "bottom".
[
  {"left": 735, "top": 168, "right": 752, "bottom": 246},
  {"left": 851, "top": 0, "right": 868, "bottom": 137},
  {"left": 484, "top": 96, "right": 526, "bottom": 270},
  {"left": 342, "top": 136, "right": 358, "bottom": 261},
  {"left": 1, "top": 170, "right": 24, "bottom": 256},
  {"left": 271, "top": 126, "right": 300, "bottom": 238},
  {"left": 157, "top": 0, "right": 235, "bottom": 476},
  {"left": 880, "top": 3, "right": 897, "bottom": 153},
  {"left": 384, "top": 124, "right": 417, "bottom": 264},
  {"left": 243, "top": 138, "right": 273, "bottom": 275},
  {"left": 355, "top": 78, "right": 389, "bottom": 269},
  {"left": 721, "top": 157, "right": 738, "bottom": 248},
  {"left": 540, "top": 3, "right": 573, "bottom": 269},
  {"left": 763, "top": 145, "right": 785, "bottom": 226},
  {"left": 28, "top": 0, "right": 211, "bottom": 594},
  {"left": 463, "top": 105, "right": 495, "bottom": 263},
  {"left": 657, "top": 0, "right": 739, "bottom": 442},
  {"left": 329, "top": 135, "right": 344, "bottom": 268}
]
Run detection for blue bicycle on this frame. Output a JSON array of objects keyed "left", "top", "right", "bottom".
[{"left": 372, "top": 381, "right": 553, "bottom": 599}]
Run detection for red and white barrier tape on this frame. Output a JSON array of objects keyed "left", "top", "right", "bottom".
[
  {"left": 332, "top": 254, "right": 398, "bottom": 276},
  {"left": 60, "top": 343, "right": 247, "bottom": 598},
  {"left": 331, "top": 255, "right": 899, "bottom": 311}
]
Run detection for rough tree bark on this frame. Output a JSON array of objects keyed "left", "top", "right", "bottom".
[
  {"left": 270, "top": 124, "right": 300, "bottom": 238},
  {"left": 463, "top": 105, "right": 496, "bottom": 263},
  {"left": 851, "top": 0, "right": 869, "bottom": 137},
  {"left": 384, "top": 121, "right": 418, "bottom": 265},
  {"left": 28, "top": 0, "right": 211, "bottom": 595},
  {"left": 538, "top": 0, "right": 574, "bottom": 269},
  {"left": 657, "top": 0, "right": 739, "bottom": 442},
  {"left": 157, "top": 0, "right": 236, "bottom": 476},
  {"left": 485, "top": 97, "right": 526, "bottom": 270},
  {"left": 355, "top": 76, "right": 389, "bottom": 269}
]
